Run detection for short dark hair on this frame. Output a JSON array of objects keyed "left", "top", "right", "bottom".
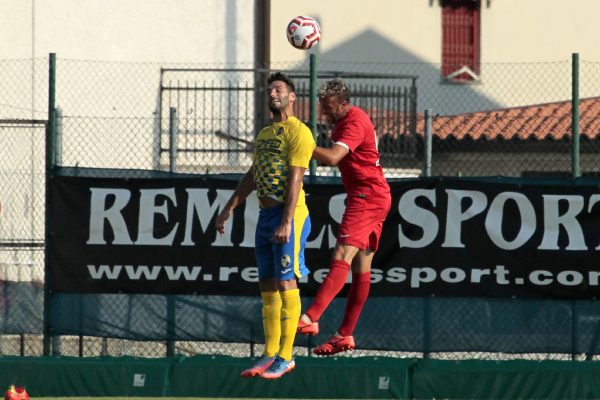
[
  {"left": 319, "top": 78, "right": 350, "bottom": 103},
  {"left": 268, "top": 72, "right": 296, "bottom": 93}
]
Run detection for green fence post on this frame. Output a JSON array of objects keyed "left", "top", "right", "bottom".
[
  {"left": 423, "top": 109, "right": 432, "bottom": 177},
  {"left": 423, "top": 110, "right": 432, "bottom": 358},
  {"left": 570, "top": 53, "right": 581, "bottom": 358},
  {"left": 571, "top": 299, "right": 579, "bottom": 360},
  {"left": 44, "top": 53, "right": 57, "bottom": 356},
  {"left": 169, "top": 107, "right": 177, "bottom": 173},
  {"left": 309, "top": 54, "right": 318, "bottom": 180},
  {"left": 571, "top": 53, "right": 580, "bottom": 178},
  {"left": 166, "top": 297, "right": 176, "bottom": 357}
]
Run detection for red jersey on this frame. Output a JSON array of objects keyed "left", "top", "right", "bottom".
[{"left": 331, "top": 106, "right": 390, "bottom": 194}]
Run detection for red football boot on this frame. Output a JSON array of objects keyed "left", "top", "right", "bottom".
[{"left": 313, "top": 335, "right": 355, "bottom": 356}]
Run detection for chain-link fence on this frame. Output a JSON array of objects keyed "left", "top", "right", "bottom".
[
  {"left": 0, "top": 119, "right": 46, "bottom": 344},
  {"left": 159, "top": 68, "right": 418, "bottom": 175},
  {"left": 2, "top": 55, "right": 600, "bottom": 359},
  {"left": 54, "top": 57, "right": 600, "bottom": 178}
]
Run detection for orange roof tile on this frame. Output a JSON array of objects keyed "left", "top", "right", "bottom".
[{"left": 415, "top": 97, "right": 600, "bottom": 140}]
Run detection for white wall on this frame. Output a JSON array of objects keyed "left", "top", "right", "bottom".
[
  {"left": 271, "top": 0, "right": 600, "bottom": 63},
  {"left": 271, "top": 1, "right": 439, "bottom": 63},
  {"left": 483, "top": 0, "right": 600, "bottom": 62},
  {"left": 0, "top": 0, "right": 257, "bottom": 283},
  {"left": 270, "top": 1, "right": 600, "bottom": 115},
  {"left": 1, "top": 0, "right": 254, "bottom": 63}
]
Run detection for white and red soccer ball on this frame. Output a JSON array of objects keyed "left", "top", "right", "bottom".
[{"left": 286, "top": 16, "right": 321, "bottom": 50}]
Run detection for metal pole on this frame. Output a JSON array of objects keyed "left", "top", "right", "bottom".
[
  {"left": 101, "top": 337, "right": 108, "bottom": 356},
  {"left": 571, "top": 299, "right": 579, "bottom": 360},
  {"left": 571, "top": 53, "right": 580, "bottom": 178},
  {"left": 424, "top": 109, "right": 432, "bottom": 177},
  {"left": 167, "top": 88, "right": 177, "bottom": 357},
  {"left": 51, "top": 335, "right": 61, "bottom": 356},
  {"left": 423, "top": 297, "right": 431, "bottom": 359},
  {"left": 422, "top": 109, "right": 432, "bottom": 358},
  {"left": 169, "top": 107, "right": 177, "bottom": 173},
  {"left": 254, "top": 0, "right": 271, "bottom": 142},
  {"left": 43, "top": 52, "right": 56, "bottom": 356},
  {"left": 55, "top": 107, "right": 63, "bottom": 166},
  {"left": 156, "top": 68, "right": 164, "bottom": 171},
  {"left": 409, "top": 79, "right": 418, "bottom": 156},
  {"left": 309, "top": 54, "right": 318, "bottom": 179},
  {"left": 166, "top": 296, "right": 176, "bottom": 357}
]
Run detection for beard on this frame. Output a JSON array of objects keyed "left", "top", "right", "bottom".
[
  {"left": 269, "top": 96, "right": 289, "bottom": 114},
  {"left": 325, "top": 114, "right": 336, "bottom": 124}
]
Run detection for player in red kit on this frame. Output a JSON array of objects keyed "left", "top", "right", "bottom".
[{"left": 297, "top": 78, "right": 391, "bottom": 355}]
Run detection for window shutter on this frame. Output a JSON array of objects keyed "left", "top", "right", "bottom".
[{"left": 442, "top": 0, "right": 480, "bottom": 82}]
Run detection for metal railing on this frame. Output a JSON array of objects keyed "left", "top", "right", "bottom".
[{"left": 159, "top": 65, "right": 418, "bottom": 174}]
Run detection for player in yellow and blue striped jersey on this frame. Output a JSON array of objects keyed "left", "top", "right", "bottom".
[{"left": 215, "top": 72, "right": 315, "bottom": 379}]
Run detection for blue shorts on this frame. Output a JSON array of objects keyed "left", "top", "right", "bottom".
[{"left": 255, "top": 204, "right": 311, "bottom": 281}]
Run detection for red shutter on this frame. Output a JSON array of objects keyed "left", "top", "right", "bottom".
[{"left": 442, "top": 0, "right": 480, "bottom": 82}]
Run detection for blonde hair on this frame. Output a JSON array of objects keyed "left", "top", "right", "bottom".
[{"left": 318, "top": 78, "right": 350, "bottom": 103}]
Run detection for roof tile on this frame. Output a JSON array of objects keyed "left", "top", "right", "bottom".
[{"left": 415, "top": 97, "right": 600, "bottom": 140}]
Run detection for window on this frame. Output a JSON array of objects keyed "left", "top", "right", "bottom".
[{"left": 442, "top": 0, "right": 480, "bottom": 82}]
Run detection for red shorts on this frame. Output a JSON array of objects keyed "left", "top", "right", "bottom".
[{"left": 337, "top": 189, "right": 391, "bottom": 251}]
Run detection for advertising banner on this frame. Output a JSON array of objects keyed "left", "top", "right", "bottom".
[{"left": 50, "top": 175, "right": 600, "bottom": 298}]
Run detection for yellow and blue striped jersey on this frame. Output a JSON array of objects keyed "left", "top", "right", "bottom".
[{"left": 252, "top": 116, "right": 315, "bottom": 206}]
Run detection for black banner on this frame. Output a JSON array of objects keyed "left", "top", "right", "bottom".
[{"left": 50, "top": 174, "right": 600, "bottom": 298}]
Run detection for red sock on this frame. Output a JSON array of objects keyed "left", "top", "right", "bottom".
[
  {"left": 338, "top": 272, "right": 371, "bottom": 337},
  {"left": 306, "top": 259, "right": 351, "bottom": 322}
]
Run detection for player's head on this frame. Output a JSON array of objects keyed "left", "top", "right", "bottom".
[
  {"left": 267, "top": 72, "right": 297, "bottom": 114},
  {"left": 319, "top": 78, "right": 351, "bottom": 123},
  {"left": 268, "top": 72, "right": 296, "bottom": 93}
]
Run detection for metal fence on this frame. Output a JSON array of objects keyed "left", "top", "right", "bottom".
[
  {"left": 47, "top": 57, "right": 600, "bottom": 177},
  {"left": 1, "top": 55, "right": 600, "bottom": 359},
  {"left": 53, "top": 56, "right": 600, "bottom": 178},
  {"left": 158, "top": 67, "right": 418, "bottom": 174}
]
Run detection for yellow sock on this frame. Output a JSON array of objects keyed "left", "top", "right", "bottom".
[
  {"left": 278, "top": 288, "right": 301, "bottom": 361},
  {"left": 261, "top": 291, "right": 282, "bottom": 357}
]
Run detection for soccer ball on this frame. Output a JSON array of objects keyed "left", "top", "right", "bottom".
[{"left": 286, "top": 16, "right": 321, "bottom": 50}]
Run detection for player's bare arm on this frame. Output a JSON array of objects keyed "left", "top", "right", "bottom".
[
  {"left": 312, "top": 143, "right": 349, "bottom": 166},
  {"left": 271, "top": 165, "right": 306, "bottom": 244},
  {"left": 215, "top": 168, "right": 256, "bottom": 236}
]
